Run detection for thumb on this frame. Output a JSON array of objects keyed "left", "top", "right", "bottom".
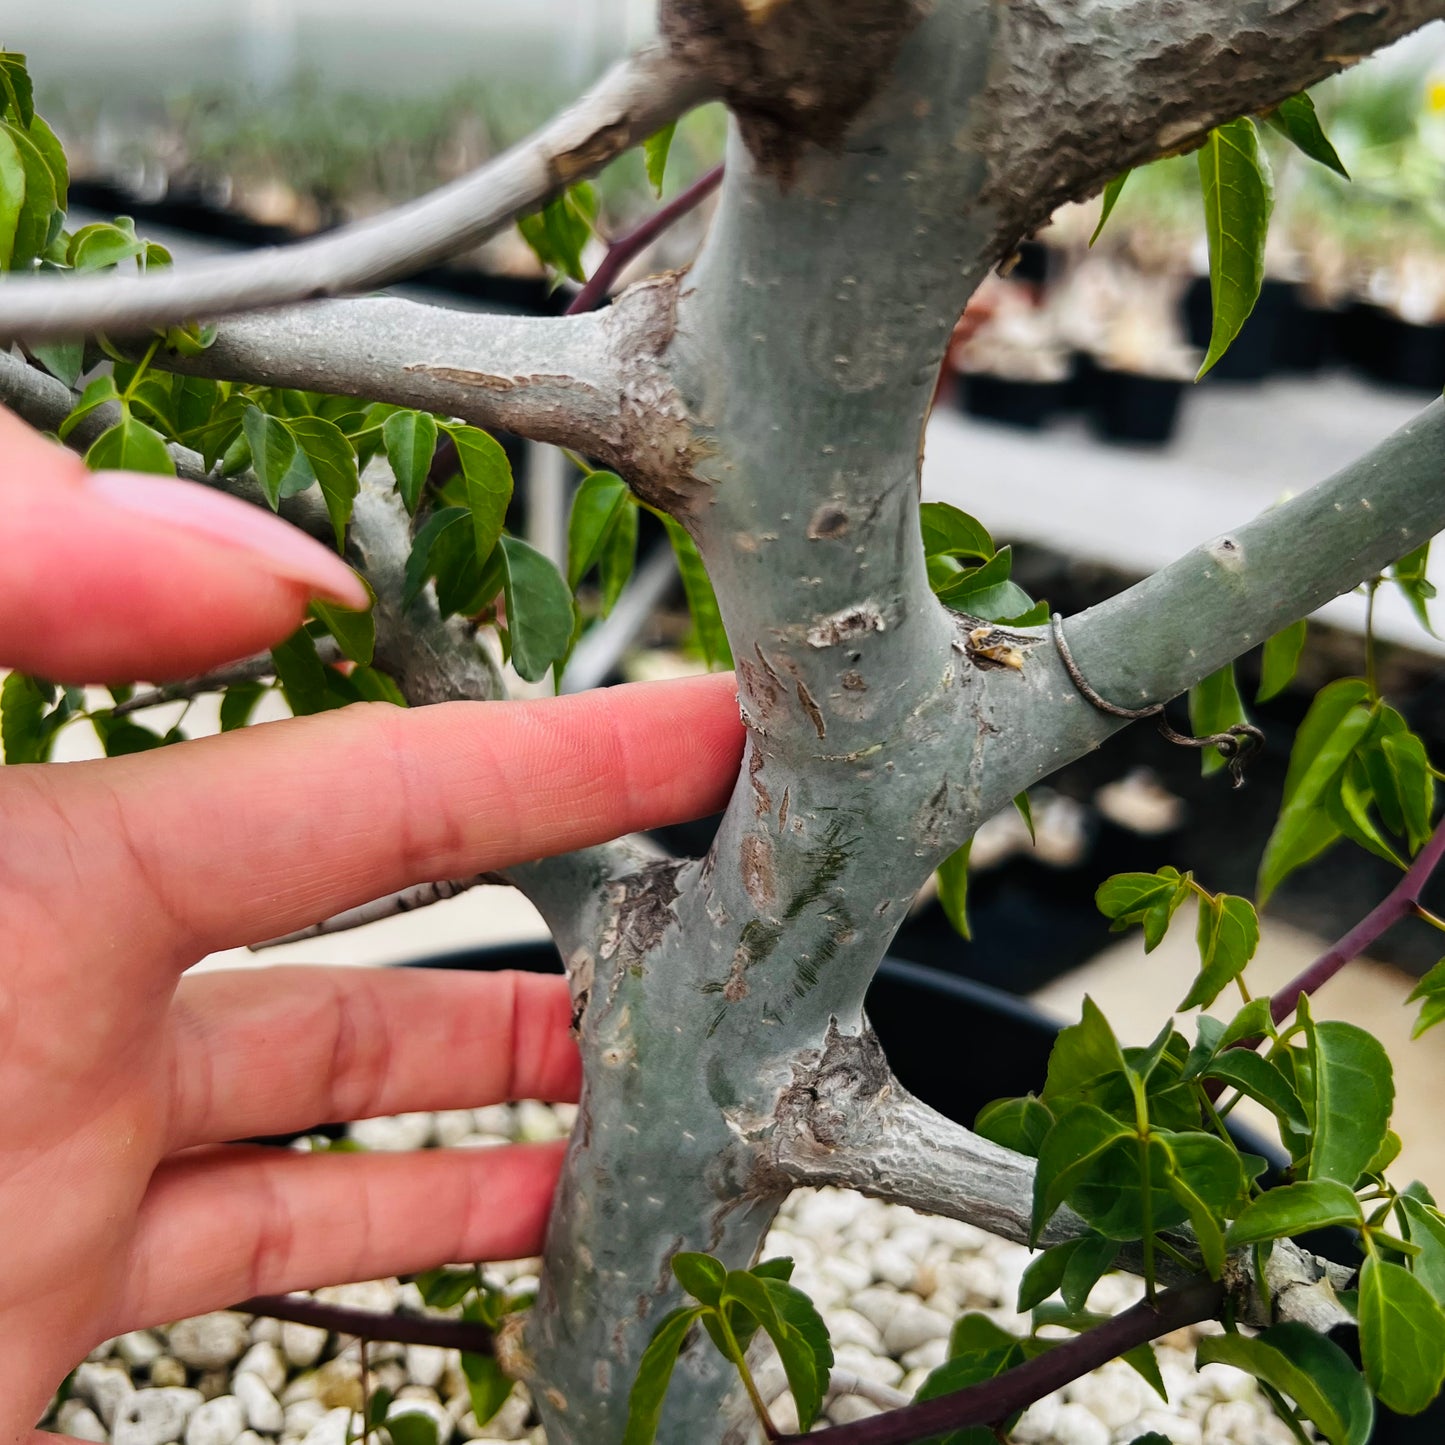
[{"left": 0, "top": 405, "right": 366, "bottom": 684}]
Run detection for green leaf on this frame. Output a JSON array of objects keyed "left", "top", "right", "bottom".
[
  {"left": 973, "top": 1094, "right": 1052, "bottom": 1156},
  {"left": 1181, "top": 893, "right": 1259, "bottom": 1010},
  {"left": 720, "top": 1271, "right": 832, "bottom": 1432},
  {"left": 1018, "top": 1234, "right": 1117, "bottom": 1314},
  {"left": 1327, "top": 767, "right": 1405, "bottom": 869},
  {"left": 312, "top": 587, "right": 375, "bottom": 667},
  {"left": 383, "top": 410, "right": 438, "bottom": 516},
  {"left": 568, "top": 470, "right": 632, "bottom": 589},
  {"left": 1390, "top": 542, "right": 1436, "bottom": 636},
  {"left": 1376, "top": 730, "right": 1435, "bottom": 855},
  {"left": 1398, "top": 1196, "right": 1445, "bottom": 1301},
  {"left": 446, "top": 425, "right": 514, "bottom": 569},
  {"left": 1032, "top": 1103, "right": 1132, "bottom": 1243},
  {"left": 1264, "top": 93, "right": 1350, "bottom": 179},
  {"left": 219, "top": 681, "right": 267, "bottom": 733},
  {"left": 671, "top": 1252, "right": 726, "bottom": 1307},
  {"left": 271, "top": 628, "right": 345, "bottom": 717},
  {"left": 1090, "top": 171, "right": 1130, "bottom": 246},
  {"left": 933, "top": 547, "right": 1030, "bottom": 619},
  {"left": 84, "top": 410, "right": 176, "bottom": 476},
  {"left": 1043, "top": 996, "right": 1128, "bottom": 1103},
  {"left": 460, "top": 1351, "right": 513, "bottom": 1428},
  {"left": 937, "top": 840, "right": 972, "bottom": 940},
  {"left": 643, "top": 123, "right": 676, "bottom": 195},
  {"left": 1408, "top": 959, "right": 1445, "bottom": 1040},
  {"left": 414, "top": 1267, "right": 477, "bottom": 1310},
  {"left": 0, "top": 52, "right": 35, "bottom": 129},
  {"left": 242, "top": 406, "right": 303, "bottom": 508},
  {"left": 919, "top": 502, "right": 994, "bottom": 564},
  {"left": 69, "top": 218, "right": 145, "bottom": 272},
  {"left": 384, "top": 1411, "right": 437, "bottom": 1445},
  {"left": 1258, "top": 680, "right": 1376, "bottom": 903},
  {"left": 1201, "top": 1050, "right": 1308, "bottom": 1136},
  {"left": 1227, "top": 1180, "right": 1364, "bottom": 1247},
  {"left": 1358, "top": 1255, "right": 1445, "bottom": 1415},
  {"left": 1304, "top": 1014, "right": 1393, "bottom": 1186},
  {"left": 517, "top": 183, "right": 597, "bottom": 284},
  {"left": 1, "top": 673, "right": 56, "bottom": 763},
  {"left": 403, "top": 506, "right": 470, "bottom": 611},
  {"left": 1258, "top": 620, "right": 1308, "bottom": 703},
  {"left": 1157, "top": 1130, "right": 1248, "bottom": 1278},
  {"left": 1196, "top": 118, "right": 1273, "bottom": 379},
  {"left": 29, "top": 337, "right": 83, "bottom": 388},
  {"left": 662, "top": 515, "right": 731, "bottom": 669},
  {"left": 1, "top": 120, "right": 56, "bottom": 268},
  {"left": 290, "top": 415, "right": 361, "bottom": 549},
  {"left": 597, "top": 497, "right": 638, "bottom": 615},
  {"left": 1189, "top": 663, "right": 1249, "bottom": 777},
  {"left": 0, "top": 125, "right": 25, "bottom": 270},
  {"left": 498, "top": 535, "right": 575, "bottom": 683},
  {"left": 1096, "top": 868, "right": 1189, "bottom": 953},
  {"left": 58, "top": 374, "right": 119, "bottom": 441},
  {"left": 622, "top": 1305, "right": 703, "bottom": 1445},
  {"left": 1197, "top": 1323, "right": 1372, "bottom": 1445}
]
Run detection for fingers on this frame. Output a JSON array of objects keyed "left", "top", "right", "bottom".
[
  {"left": 28, "top": 673, "right": 741, "bottom": 964},
  {"left": 120, "top": 1141, "right": 566, "bottom": 1330},
  {"left": 0, "top": 406, "right": 364, "bottom": 683},
  {"left": 165, "top": 967, "right": 580, "bottom": 1151}
]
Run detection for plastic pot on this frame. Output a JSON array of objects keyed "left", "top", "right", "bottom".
[
  {"left": 958, "top": 373, "right": 1072, "bottom": 430},
  {"left": 1088, "top": 367, "right": 1186, "bottom": 446},
  {"left": 1337, "top": 302, "right": 1445, "bottom": 393},
  {"left": 1184, "top": 275, "right": 1291, "bottom": 382}
]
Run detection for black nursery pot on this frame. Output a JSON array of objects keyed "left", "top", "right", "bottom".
[
  {"left": 398, "top": 942, "right": 1439, "bottom": 1444},
  {"left": 1089, "top": 367, "right": 1186, "bottom": 446},
  {"left": 1184, "top": 275, "right": 1291, "bottom": 381},
  {"left": 1336, "top": 302, "right": 1445, "bottom": 393},
  {"left": 959, "top": 373, "right": 1071, "bottom": 431}
]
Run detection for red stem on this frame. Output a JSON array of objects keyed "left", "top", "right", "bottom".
[
  {"left": 566, "top": 163, "right": 724, "bottom": 316},
  {"left": 779, "top": 1278, "right": 1223, "bottom": 1445},
  {"left": 1269, "top": 815, "right": 1445, "bottom": 1027},
  {"left": 235, "top": 1294, "right": 494, "bottom": 1354}
]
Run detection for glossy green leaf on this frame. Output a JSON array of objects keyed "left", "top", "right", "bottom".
[
  {"left": 0, "top": 52, "right": 35, "bottom": 129},
  {"left": 934, "top": 546, "right": 1029, "bottom": 619},
  {"left": 643, "top": 122, "right": 676, "bottom": 195},
  {"left": 312, "top": 587, "right": 375, "bottom": 667},
  {"left": 1096, "top": 868, "right": 1189, "bottom": 953},
  {"left": 218, "top": 681, "right": 267, "bottom": 733},
  {"left": 498, "top": 534, "right": 575, "bottom": 683},
  {"left": 662, "top": 515, "right": 731, "bottom": 669},
  {"left": 919, "top": 502, "right": 994, "bottom": 564},
  {"left": 460, "top": 1351, "right": 514, "bottom": 1428},
  {"left": 1013, "top": 791, "right": 1036, "bottom": 842},
  {"left": 1189, "top": 663, "right": 1249, "bottom": 777},
  {"left": 403, "top": 507, "right": 471, "bottom": 611},
  {"left": 385, "top": 1411, "right": 438, "bottom": 1445},
  {"left": 1258, "top": 619, "right": 1308, "bottom": 703},
  {"left": 1181, "top": 893, "right": 1259, "bottom": 1010},
  {"left": 1264, "top": 93, "right": 1349, "bottom": 178},
  {"left": 84, "top": 411, "right": 176, "bottom": 476},
  {"left": 1390, "top": 542, "right": 1435, "bottom": 636},
  {"left": 383, "top": 410, "right": 438, "bottom": 516},
  {"left": 58, "top": 374, "right": 120, "bottom": 441},
  {"left": 517, "top": 182, "right": 596, "bottom": 284},
  {"left": 242, "top": 406, "right": 302, "bottom": 508},
  {"left": 1032, "top": 1102, "right": 1132, "bottom": 1243},
  {"left": 1227, "top": 1180, "right": 1364, "bottom": 1247},
  {"left": 446, "top": 425, "right": 514, "bottom": 568},
  {"left": 937, "top": 840, "right": 972, "bottom": 940},
  {"left": 69, "top": 219, "right": 144, "bottom": 271},
  {"left": 1200, "top": 1050, "right": 1308, "bottom": 1135},
  {"left": 1326, "top": 767, "right": 1404, "bottom": 869},
  {"left": 1018, "top": 1234, "right": 1117, "bottom": 1314},
  {"left": 0, "top": 126, "right": 24, "bottom": 269},
  {"left": 1043, "top": 996, "right": 1128, "bottom": 1103},
  {"left": 1377, "top": 730, "right": 1435, "bottom": 855},
  {"left": 1197, "top": 118, "right": 1273, "bottom": 378},
  {"left": 1091, "top": 171, "right": 1130, "bottom": 246},
  {"left": 973, "top": 1094, "right": 1052, "bottom": 1156},
  {"left": 721, "top": 1271, "right": 832, "bottom": 1432},
  {"left": 29, "top": 337, "right": 83, "bottom": 388},
  {"left": 1358, "top": 1255, "right": 1445, "bottom": 1415},
  {"left": 1157, "top": 1130, "right": 1247, "bottom": 1278},
  {"left": 1398, "top": 1196, "right": 1445, "bottom": 1302},
  {"left": 1, "top": 120, "right": 55, "bottom": 267},
  {"left": 1304, "top": 1014, "right": 1393, "bottom": 1186},
  {"left": 597, "top": 496, "right": 638, "bottom": 614},
  {"left": 271, "top": 627, "right": 346, "bottom": 717},
  {"left": 1408, "top": 959, "right": 1445, "bottom": 1040},
  {"left": 1, "top": 673, "right": 54, "bottom": 763},
  {"left": 671, "top": 1252, "right": 726, "bottom": 1307},
  {"left": 1197, "top": 1323, "right": 1372, "bottom": 1445},
  {"left": 622, "top": 1305, "right": 703, "bottom": 1445},
  {"left": 568, "top": 470, "right": 632, "bottom": 589},
  {"left": 290, "top": 414, "right": 360, "bottom": 548},
  {"left": 1257, "top": 680, "right": 1375, "bottom": 903}
]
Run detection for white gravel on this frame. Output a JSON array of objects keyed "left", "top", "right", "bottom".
[{"left": 39, "top": 1105, "right": 1309, "bottom": 1444}]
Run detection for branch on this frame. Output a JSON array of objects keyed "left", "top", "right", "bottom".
[
  {"left": 765, "top": 1023, "right": 1353, "bottom": 1334},
  {"left": 566, "top": 163, "right": 724, "bottom": 316},
  {"left": 0, "top": 46, "right": 712, "bottom": 342},
  {"left": 110, "top": 641, "right": 341, "bottom": 718},
  {"left": 976, "top": 400, "right": 1445, "bottom": 822},
  {"left": 780, "top": 1278, "right": 1224, "bottom": 1445},
  {"left": 248, "top": 873, "right": 497, "bottom": 950},
  {"left": 1271, "top": 816, "right": 1445, "bottom": 1024},
  {"left": 236, "top": 1294, "right": 493, "bottom": 1354},
  {"left": 980, "top": 0, "right": 1445, "bottom": 248}
]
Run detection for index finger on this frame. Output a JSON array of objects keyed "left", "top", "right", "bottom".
[{"left": 16, "top": 674, "right": 742, "bottom": 965}]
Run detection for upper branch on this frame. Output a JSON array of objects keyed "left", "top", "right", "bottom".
[
  {"left": 980, "top": 0, "right": 1445, "bottom": 247},
  {"left": 0, "top": 45, "right": 712, "bottom": 343}
]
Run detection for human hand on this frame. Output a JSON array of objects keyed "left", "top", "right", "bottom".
[{"left": 0, "top": 406, "right": 743, "bottom": 1436}]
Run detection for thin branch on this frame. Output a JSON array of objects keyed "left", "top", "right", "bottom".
[
  {"left": 110, "top": 641, "right": 344, "bottom": 718},
  {"left": 1270, "top": 816, "right": 1445, "bottom": 1025},
  {"left": 248, "top": 873, "right": 498, "bottom": 950},
  {"left": 236, "top": 1294, "right": 493, "bottom": 1354},
  {"left": 0, "top": 46, "right": 713, "bottom": 342},
  {"left": 566, "top": 163, "right": 724, "bottom": 316},
  {"left": 779, "top": 1277, "right": 1224, "bottom": 1445}
]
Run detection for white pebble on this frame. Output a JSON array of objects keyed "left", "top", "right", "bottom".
[
  {"left": 472, "top": 1105, "right": 514, "bottom": 1136},
  {"left": 170, "top": 1314, "right": 250, "bottom": 1371},
  {"left": 116, "top": 1332, "right": 166, "bottom": 1368},
  {"left": 55, "top": 1400, "right": 109, "bottom": 1443},
  {"left": 235, "top": 1370, "right": 285, "bottom": 1433},
  {"left": 1067, "top": 1361, "right": 1152, "bottom": 1430},
  {"left": 434, "top": 1109, "right": 478, "bottom": 1146},
  {"left": 1124, "top": 1409, "right": 1202, "bottom": 1445},
  {"left": 1050, "top": 1400, "right": 1111, "bottom": 1445},
  {"left": 281, "top": 1321, "right": 329, "bottom": 1369},
  {"left": 1012, "top": 1394, "right": 1064, "bottom": 1441},
  {"left": 827, "top": 1393, "right": 882, "bottom": 1425},
  {"left": 851, "top": 1286, "right": 904, "bottom": 1334},
  {"left": 150, "top": 1358, "right": 189, "bottom": 1389},
  {"left": 112, "top": 1388, "right": 205, "bottom": 1445},
  {"left": 350, "top": 1112, "right": 435, "bottom": 1151},
  {"left": 282, "top": 1399, "right": 327, "bottom": 1435},
  {"left": 299, "top": 1408, "right": 362, "bottom": 1445},
  {"left": 870, "top": 1242, "right": 919, "bottom": 1291},
  {"left": 186, "top": 1395, "right": 246, "bottom": 1445},
  {"left": 820, "top": 1309, "right": 882, "bottom": 1353},
  {"left": 235, "top": 1341, "right": 287, "bottom": 1395},
  {"left": 881, "top": 1298, "right": 952, "bottom": 1356},
  {"left": 73, "top": 1362, "right": 137, "bottom": 1428},
  {"left": 899, "top": 1336, "right": 948, "bottom": 1373},
  {"left": 831, "top": 1344, "right": 903, "bottom": 1388},
  {"left": 405, "top": 1343, "right": 451, "bottom": 1389},
  {"left": 513, "top": 1100, "right": 564, "bottom": 1142},
  {"left": 315, "top": 1279, "right": 400, "bottom": 1313},
  {"left": 248, "top": 1318, "right": 282, "bottom": 1347},
  {"left": 819, "top": 1255, "right": 872, "bottom": 1296}
]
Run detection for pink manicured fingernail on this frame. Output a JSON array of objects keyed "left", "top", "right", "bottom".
[{"left": 86, "top": 471, "right": 370, "bottom": 610}]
